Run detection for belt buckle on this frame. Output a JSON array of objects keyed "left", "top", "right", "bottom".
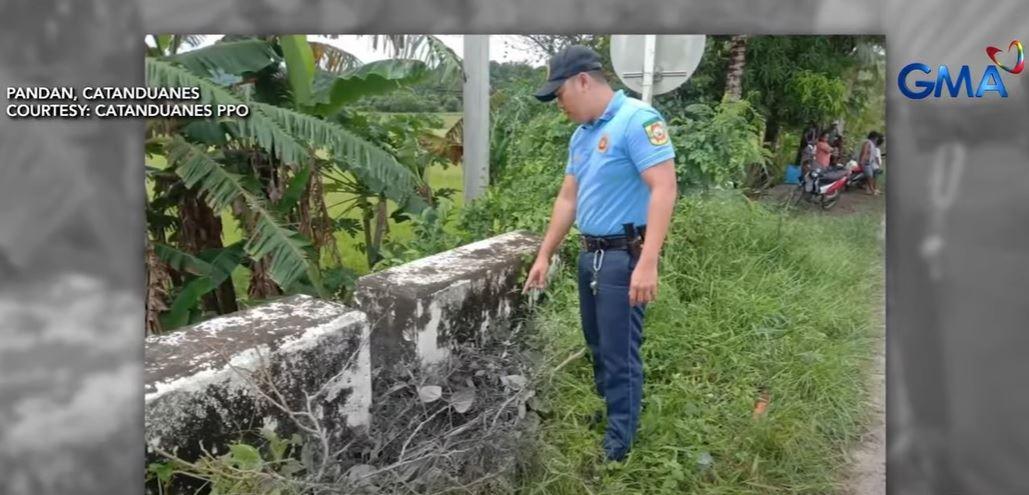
[{"left": 581, "top": 236, "right": 607, "bottom": 252}]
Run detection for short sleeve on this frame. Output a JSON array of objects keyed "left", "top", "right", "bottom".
[
  {"left": 625, "top": 108, "right": 676, "bottom": 173},
  {"left": 564, "top": 127, "right": 582, "bottom": 176}
]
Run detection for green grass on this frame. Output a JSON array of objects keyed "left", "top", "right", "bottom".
[{"left": 521, "top": 193, "right": 884, "bottom": 494}]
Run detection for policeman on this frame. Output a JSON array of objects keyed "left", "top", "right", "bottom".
[{"left": 522, "top": 45, "right": 678, "bottom": 461}]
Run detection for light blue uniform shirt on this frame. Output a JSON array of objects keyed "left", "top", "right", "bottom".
[{"left": 565, "top": 90, "right": 676, "bottom": 236}]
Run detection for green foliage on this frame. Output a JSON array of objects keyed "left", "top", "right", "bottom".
[
  {"left": 670, "top": 100, "right": 771, "bottom": 191},
  {"left": 842, "top": 41, "right": 887, "bottom": 140},
  {"left": 165, "top": 136, "right": 322, "bottom": 294},
  {"left": 768, "top": 129, "right": 801, "bottom": 185},
  {"left": 161, "top": 276, "right": 217, "bottom": 329},
  {"left": 147, "top": 429, "right": 305, "bottom": 495},
  {"left": 275, "top": 163, "right": 313, "bottom": 215},
  {"left": 356, "top": 87, "right": 459, "bottom": 113},
  {"left": 488, "top": 80, "right": 551, "bottom": 181},
  {"left": 279, "top": 35, "right": 316, "bottom": 106},
  {"left": 248, "top": 102, "right": 426, "bottom": 211},
  {"left": 321, "top": 111, "right": 451, "bottom": 267},
  {"left": 343, "top": 111, "right": 446, "bottom": 173},
  {"left": 146, "top": 58, "right": 424, "bottom": 210},
  {"left": 166, "top": 39, "right": 280, "bottom": 81},
  {"left": 145, "top": 35, "right": 456, "bottom": 332},
  {"left": 462, "top": 110, "right": 574, "bottom": 237},
  {"left": 783, "top": 70, "right": 847, "bottom": 126},
  {"left": 311, "top": 59, "right": 430, "bottom": 116},
  {"left": 743, "top": 36, "right": 863, "bottom": 141},
  {"left": 371, "top": 35, "right": 464, "bottom": 87},
  {"left": 376, "top": 199, "right": 465, "bottom": 269},
  {"left": 155, "top": 241, "right": 246, "bottom": 328},
  {"left": 490, "top": 61, "right": 541, "bottom": 88},
  {"left": 370, "top": 105, "right": 579, "bottom": 267},
  {"left": 653, "top": 36, "right": 731, "bottom": 115},
  {"left": 155, "top": 242, "right": 219, "bottom": 277},
  {"left": 524, "top": 193, "right": 883, "bottom": 494}
]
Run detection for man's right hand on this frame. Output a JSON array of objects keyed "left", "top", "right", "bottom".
[
  {"left": 523, "top": 175, "right": 577, "bottom": 295},
  {"left": 522, "top": 256, "right": 550, "bottom": 293}
]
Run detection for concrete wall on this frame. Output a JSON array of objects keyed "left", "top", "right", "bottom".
[
  {"left": 145, "top": 295, "right": 371, "bottom": 464},
  {"left": 354, "top": 231, "right": 539, "bottom": 374},
  {"left": 144, "top": 231, "right": 540, "bottom": 470}
]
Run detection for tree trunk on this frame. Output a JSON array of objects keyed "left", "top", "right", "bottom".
[
  {"left": 145, "top": 237, "right": 170, "bottom": 336},
  {"left": 727, "top": 35, "right": 759, "bottom": 188},
  {"left": 179, "top": 188, "right": 238, "bottom": 314},
  {"left": 724, "top": 35, "right": 749, "bottom": 102},
  {"left": 213, "top": 277, "right": 239, "bottom": 314},
  {"left": 371, "top": 195, "right": 389, "bottom": 267},
  {"left": 304, "top": 163, "right": 342, "bottom": 267},
  {"left": 246, "top": 150, "right": 285, "bottom": 301},
  {"left": 360, "top": 198, "right": 376, "bottom": 268},
  {"left": 248, "top": 256, "right": 282, "bottom": 300}
]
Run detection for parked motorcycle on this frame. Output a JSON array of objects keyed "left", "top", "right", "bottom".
[
  {"left": 785, "top": 165, "right": 850, "bottom": 210},
  {"left": 844, "top": 158, "right": 884, "bottom": 191}
]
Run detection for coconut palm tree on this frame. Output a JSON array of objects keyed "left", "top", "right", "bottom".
[{"left": 724, "top": 35, "right": 749, "bottom": 101}]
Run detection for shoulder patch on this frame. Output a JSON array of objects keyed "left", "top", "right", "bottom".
[{"left": 642, "top": 117, "right": 669, "bottom": 146}]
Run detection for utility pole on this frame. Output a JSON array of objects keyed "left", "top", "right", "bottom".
[
  {"left": 640, "top": 34, "right": 657, "bottom": 104},
  {"left": 462, "top": 35, "right": 489, "bottom": 202}
]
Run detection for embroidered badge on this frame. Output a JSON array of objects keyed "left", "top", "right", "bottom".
[
  {"left": 642, "top": 117, "right": 669, "bottom": 146},
  {"left": 597, "top": 134, "right": 609, "bottom": 153}
]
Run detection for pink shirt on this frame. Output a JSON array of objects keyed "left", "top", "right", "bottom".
[{"left": 815, "top": 141, "right": 833, "bottom": 167}]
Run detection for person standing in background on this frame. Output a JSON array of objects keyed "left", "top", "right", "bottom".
[{"left": 815, "top": 131, "right": 833, "bottom": 169}]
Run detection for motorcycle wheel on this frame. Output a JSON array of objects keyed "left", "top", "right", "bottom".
[{"left": 821, "top": 193, "right": 840, "bottom": 210}]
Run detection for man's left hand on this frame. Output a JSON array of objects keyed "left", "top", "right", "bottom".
[{"left": 629, "top": 260, "right": 659, "bottom": 307}]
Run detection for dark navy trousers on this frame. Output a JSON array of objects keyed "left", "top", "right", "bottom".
[{"left": 577, "top": 248, "right": 645, "bottom": 460}]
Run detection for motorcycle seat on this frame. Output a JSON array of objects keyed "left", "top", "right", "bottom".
[{"left": 814, "top": 169, "right": 848, "bottom": 182}]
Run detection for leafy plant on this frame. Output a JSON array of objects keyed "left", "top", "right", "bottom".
[
  {"left": 783, "top": 70, "right": 847, "bottom": 127},
  {"left": 375, "top": 199, "right": 464, "bottom": 268},
  {"left": 147, "top": 429, "right": 305, "bottom": 495},
  {"left": 670, "top": 99, "right": 772, "bottom": 191},
  {"left": 145, "top": 34, "right": 441, "bottom": 332}
]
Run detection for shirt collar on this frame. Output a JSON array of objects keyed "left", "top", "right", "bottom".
[{"left": 584, "top": 90, "right": 625, "bottom": 128}]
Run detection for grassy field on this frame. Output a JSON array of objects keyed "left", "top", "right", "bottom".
[{"left": 522, "top": 194, "right": 884, "bottom": 494}]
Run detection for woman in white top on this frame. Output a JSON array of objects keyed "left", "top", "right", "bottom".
[{"left": 859, "top": 131, "right": 883, "bottom": 196}]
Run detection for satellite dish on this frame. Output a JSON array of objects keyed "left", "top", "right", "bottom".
[{"left": 611, "top": 35, "right": 706, "bottom": 98}]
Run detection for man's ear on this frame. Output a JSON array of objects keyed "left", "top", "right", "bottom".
[{"left": 576, "top": 72, "right": 590, "bottom": 91}]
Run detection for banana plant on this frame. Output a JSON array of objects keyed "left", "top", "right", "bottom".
[{"left": 144, "top": 34, "right": 437, "bottom": 332}]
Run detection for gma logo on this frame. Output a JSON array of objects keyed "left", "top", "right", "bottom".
[{"left": 898, "top": 64, "right": 1008, "bottom": 99}]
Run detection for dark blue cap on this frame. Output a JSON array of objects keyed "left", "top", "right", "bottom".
[{"left": 534, "top": 45, "right": 604, "bottom": 102}]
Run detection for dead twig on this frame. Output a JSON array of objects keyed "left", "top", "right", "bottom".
[
  {"left": 548, "top": 348, "right": 586, "bottom": 382},
  {"left": 399, "top": 405, "right": 449, "bottom": 462}
]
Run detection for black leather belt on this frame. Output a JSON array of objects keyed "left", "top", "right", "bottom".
[
  {"left": 581, "top": 235, "right": 631, "bottom": 252},
  {"left": 580, "top": 226, "right": 646, "bottom": 252}
]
